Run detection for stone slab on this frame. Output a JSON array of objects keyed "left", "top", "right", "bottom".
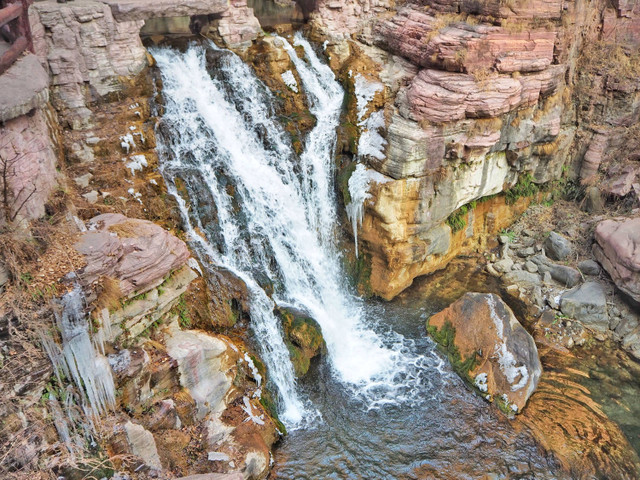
[
  {"left": 0, "top": 53, "right": 49, "bottom": 123},
  {"left": 101, "top": 0, "right": 228, "bottom": 21}
]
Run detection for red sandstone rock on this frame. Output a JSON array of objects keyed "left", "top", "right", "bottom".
[
  {"left": 406, "top": 65, "right": 564, "bottom": 123},
  {"left": 417, "top": 0, "right": 562, "bottom": 19},
  {"left": 376, "top": 7, "right": 555, "bottom": 74},
  {"left": 580, "top": 131, "right": 610, "bottom": 183},
  {"left": 593, "top": 217, "right": 640, "bottom": 302},
  {"left": 603, "top": 165, "right": 640, "bottom": 197},
  {"left": 74, "top": 213, "right": 190, "bottom": 296}
]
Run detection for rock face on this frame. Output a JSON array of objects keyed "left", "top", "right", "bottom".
[
  {"left": 29, "top": 0, "right": 260, "bottom": 128},
  {"left": 0, "top": 54, "right": 49, "bottom": 123},
  {"left": 593, "top": 217, "right": 640, "bottom": 303},
  {"left": 164, "top": 322, "right": 235, "bottom": 419},
  {"left": 74, "top": 213, "right": 190, "bottom": 297},
  {"left": 0, "top": 107, "right": 58, "bottom": 222},
  {"left": 561, "top": 282, "right": 609, "bottom": 332},
  {"left": 311, "top": 0, "right": 640, "bottom": 299},
  {"left": 427, "top": 293, "right": 542, "bottom": 413}
]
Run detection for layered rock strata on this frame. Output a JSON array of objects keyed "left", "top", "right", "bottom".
[{"left": 29, "top": 0, "right": 260, "bottom": 128}]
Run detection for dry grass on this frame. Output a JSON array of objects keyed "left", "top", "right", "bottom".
[
  {"left": 468, "top": 117, "right": 503, "bottom": 137},
  {"left": 472, "top": 67, "right": 494, "bottom": 84},
  {"left": 533, "top": 137, "right": 562, "bottom": 156},
  {"left": 422, "top": 13, "right": 467, "bottom": 44},
  {"left": 579, "top": 42, "right": 640, "bottom": 80},
  {"left": 107, "top": 219, "right": 145, "bottom": 238},
  {"left": 0, "top": 229, "right": 39, "bottom": 288},
  {"left": 94, "top": 276, "right": 123, "bottom": 314}
]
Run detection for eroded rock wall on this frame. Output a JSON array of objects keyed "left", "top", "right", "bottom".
[
  {"left": 29, "top": 0, "right": 261, "bottom": 129},
  {"left": 0, "top": 107, "right": 58, "bottom": 223}
]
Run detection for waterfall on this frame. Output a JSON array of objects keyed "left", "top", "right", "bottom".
[{"left": 153, "top": 34, "right": 416, "bottom": 427}]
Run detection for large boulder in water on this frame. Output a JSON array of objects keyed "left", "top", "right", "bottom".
[
  {"left": 593, "top": 217, "right": 640, "bottom": 303},
  {"left": 427, "top": 292, "right": 542, "bottom": 414}
]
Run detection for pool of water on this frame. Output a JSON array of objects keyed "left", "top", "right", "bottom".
[
  {"left": 271, "top": 263, "right": 565, "bottom": 479},
  {"left": 271, "top": 260, "right": 640, "bottom": 479}
]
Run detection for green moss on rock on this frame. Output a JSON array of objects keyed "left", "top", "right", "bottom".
[
  {"left": 426, "top": 319, "right": 478, "bottom": 384},
  {"left": 276, "top": 306, "right": 325, "bottom": 377}
]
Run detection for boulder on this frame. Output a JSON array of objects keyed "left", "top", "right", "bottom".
[
  {"left": 578, "top": 259, "right": 600, "bottom": 276},
  {"left": 529, "top": 255, "right": 581, "bottom": 287},
  {"left": 544, "top": 232, "right": 573, "bottom": 261},
  {"left": 560, "top": 282, "right": 609, "bottom": 332},
  {"left": 502, "top": 270, "right": 541, "bottom": 287},
  {"left": 549, "top": 265, "right": 582, "bottom": 287},
  {"left": 622, "top": 328, "right": 640, "bottom": 360},
  {"left": 427, "top": 292, "right": 542, "bottom": 413},
  {"left": 277, "top": 307, "right": 325, "bottom": 377},
  {"left": 74, "top": 213, "right": 190, "bottom": 297},
  {"left": 593, "top": 217, "right": 640, "bottom": 302},
  {"left": 124, "top": 421, "right": 162, "bottom": 470}
]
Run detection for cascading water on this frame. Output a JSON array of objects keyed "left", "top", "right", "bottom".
[{"left": 152, "top": 34, "right": 435, "bottom": 427}]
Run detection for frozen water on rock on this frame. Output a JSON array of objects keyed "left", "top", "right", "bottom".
[
  {"left": 43, "top": 287, "right": 116, "bottom": 420},
  {"left": 281, "top": 70, "right": 298, "bottom": 93}
]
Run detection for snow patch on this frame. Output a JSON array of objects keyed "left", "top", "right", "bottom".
[
  {"left": 281, "top": 70, "right": 298, "bottom": 93},
  {"left": 187, "top": 257, "right": 203, "bottom": 276},
  {"left": 474, "top": 372, "right": 488, "bottom": 393},
  {"left": 241, "top": 396, "right": 265, "bottom": 425},
  {"left": 244, "top": 352, "right": 263, "bottom": 387},
  {"left": 345, "top": 163, "right": 390, "bottom": 257},
  {"left": 120, "top": 133, "right": 135, "bottom": 154},
  {"left": 485, "top": 295, "right": 529, "bottom": 392},
  {"left": 125, "top": 154, "right": 147, "bottom": 176},
  {"left": 354, "top": 74, "right": 383, "bottom": 123},
  {"left": 127, "top": 188, "right": 143, "bottom": 204},
  {"left": 358, "top": 110, "right": 387, "bottom": 161}
]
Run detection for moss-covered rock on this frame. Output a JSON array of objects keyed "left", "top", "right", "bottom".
[{"left": 276, "top": 306, "right": 325, "bottom": 377}]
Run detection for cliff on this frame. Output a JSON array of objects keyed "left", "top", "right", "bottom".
[{"left": 309, "top": 0, "right": 640, "bottom": 298}]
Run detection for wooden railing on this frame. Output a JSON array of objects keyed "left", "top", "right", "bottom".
[{"left": 0, "top": 0, "right": 33, "bottom": 75}]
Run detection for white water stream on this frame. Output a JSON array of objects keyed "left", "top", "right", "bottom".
[{"left": 153, "top": 34, "right": 430, "bottom": 428}]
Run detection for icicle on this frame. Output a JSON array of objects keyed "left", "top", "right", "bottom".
[{"left": 44, "top": 286, "right": 116, "bottom": 419}]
